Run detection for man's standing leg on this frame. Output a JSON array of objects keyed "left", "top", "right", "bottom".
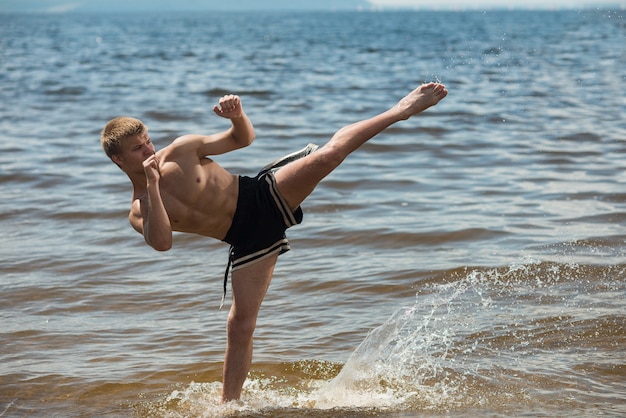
[{"left": 221, "top": 254, "right": 278, "bottom": 403}]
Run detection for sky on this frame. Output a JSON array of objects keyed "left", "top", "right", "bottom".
[{"left": 0, "top": 0, "right": 623, "bottom": 13}]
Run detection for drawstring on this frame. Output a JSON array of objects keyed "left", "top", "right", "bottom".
[{"left": 220, "top": 246, "right": 234, "bottom": 310}]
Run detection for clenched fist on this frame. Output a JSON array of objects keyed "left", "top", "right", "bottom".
[
  {"left": 142, "top": 154, "right": 161, "bottom": 183},
  {"left": 213, "top": 94, "right": 243, "bottom": 119}
]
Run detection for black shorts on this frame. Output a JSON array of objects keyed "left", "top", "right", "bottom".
[
  {"left": 218, "top": 143, "right": 317, "bottom": 306},
  {"left": 222, "top": 171, "right": 303, "bottom": 271}
]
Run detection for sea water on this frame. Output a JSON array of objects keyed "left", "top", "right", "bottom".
[{"left": 1, "top": 9, "right": 625, "bottom": 417}]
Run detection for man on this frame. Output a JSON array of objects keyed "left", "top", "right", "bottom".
[{"left": 101, "top": 82, "right": 448, "bottom": 402}]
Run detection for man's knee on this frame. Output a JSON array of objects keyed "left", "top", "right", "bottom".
[
  {"left": 317, "top": 145, "right": 347, "bottom": 171},
  {"left": 227, "top": 313, "right": 256, "bottom": 344}
]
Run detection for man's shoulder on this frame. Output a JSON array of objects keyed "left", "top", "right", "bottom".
[
  {"left": 128, "top": 198, "right": 144, "bottom": 233},
  {"left": 158, "top": 135, "right": 198, "bottom": 158},
  {"left": 170, "top": 134, "right": 201, "bottom": 148},
  {"left": 129, "top": 195, "right": 143, "bottom": 216}
]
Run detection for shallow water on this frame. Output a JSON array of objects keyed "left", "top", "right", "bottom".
[{"left": 1, "top": 8, "right": 625, "bottom": 417}]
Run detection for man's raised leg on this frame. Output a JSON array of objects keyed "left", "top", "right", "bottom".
[{"left": 274, "top": 82, "right": 447, "bottom": 211}]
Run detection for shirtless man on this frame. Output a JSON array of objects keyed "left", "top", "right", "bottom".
[{"left": 101, "top": 82, "right": 447, "bottom": 402}]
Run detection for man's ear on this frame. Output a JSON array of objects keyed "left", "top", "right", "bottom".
[{"left": 111, "top": 154, "right": 123, "bottom": 166}]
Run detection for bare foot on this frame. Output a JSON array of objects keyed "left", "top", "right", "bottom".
[{"left": 395, "top": 82, "right": 448, "bottom": 120}]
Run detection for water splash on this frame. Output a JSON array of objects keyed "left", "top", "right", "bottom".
[
  {"left": 314, "top": 268, "right": 491, "bottom": 411},
  {"left": 314, "top": 261, "right": 626, "bottom": 412},
  {"left": 145, "top": 261, "right": 626, "bottom": 416}
]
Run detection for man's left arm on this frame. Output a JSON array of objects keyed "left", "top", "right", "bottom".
[
  {"left": 172, "top": 94, "right": 255, "bottom": 157},
  {"left": 213, "top": 94, "right": 255, "bottom": 148}
]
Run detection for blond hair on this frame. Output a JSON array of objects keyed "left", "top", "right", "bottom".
[{"left": 101, "top": 116, "right": 147, "bottom": 159}]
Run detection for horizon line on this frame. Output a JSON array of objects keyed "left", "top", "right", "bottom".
[{"left": 2, "top": 5, "right": 624, "bottom": 14}]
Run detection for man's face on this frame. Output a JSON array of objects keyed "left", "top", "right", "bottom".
[{"left": 113, "top": 131, "right": 155, "bottom": 173}]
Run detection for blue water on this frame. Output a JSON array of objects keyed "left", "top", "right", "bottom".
[{"left": 1, "top": 9, "right": 625, "bottom": 417}]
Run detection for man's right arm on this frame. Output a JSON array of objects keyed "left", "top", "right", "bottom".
[{"left": 130, "top": 155, "right": 172, "bottom": 251}]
